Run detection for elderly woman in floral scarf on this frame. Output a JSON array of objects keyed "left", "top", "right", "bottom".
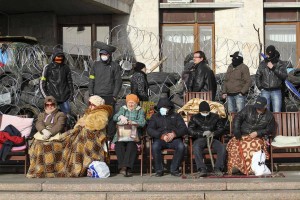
[{"left": 27, "top": 95, "right": 112, "bottom": 178}]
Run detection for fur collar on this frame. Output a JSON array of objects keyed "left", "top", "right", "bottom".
[
  {"left": 122, "top": 105, "right": 141, "bottom": 111},
  {"left": 85, "top": 105, "right": 113, "bottom": 117}
]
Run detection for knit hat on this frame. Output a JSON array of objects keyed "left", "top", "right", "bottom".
[
  {"left": 199, "top": 101, "right": 210, "bottom": 112},
  {"left": 134, "top": 62, "right": 146, "bottom": 72},
  {"left": 126, "top": 94, "right": 139, "bottom": 104},
  {"left": 89, "top": 95, "right": 105, "bottom": 106}
]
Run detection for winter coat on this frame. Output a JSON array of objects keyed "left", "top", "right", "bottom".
[
  {"left": 89, "top": 60, "right": 122, "bottom": 98},
  {"left": 255, "top": 60, "right": 288, "bottom": 90},
  {"left": 187, "top": 61, "right": 217, "bottom": 100},
  {"left": 188, "top": 112, "right": 224, "bottom": 139},
  {"left": 131, "top": 71, "right": 149, "bottom": 101},
  {"left": 113, "top": 105, "right": 146, "bottom": 128},
  {"left": 147, "top": 98, "right": 187, "bottom": 139},
  {"left": 222, "top": 63, "right": 251, "bottom": 95},
  {"left": 74, "top": 105, "right": 113, "bottom": 131},
  {"left": 40, "top": 49, "right": 74, "bottom": 103},
  {"left": 233, "top": 105, "right": 275, "bottom": 139}
]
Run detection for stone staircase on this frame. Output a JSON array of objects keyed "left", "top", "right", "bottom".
[{"left": 1, "top": 172, "right": 300, "bottom": 200}]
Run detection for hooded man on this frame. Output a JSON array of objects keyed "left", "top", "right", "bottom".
[
  {"left": 147, "top": 98, "right": 188, "bottom": 177},
  {"left": 222, "top": 51, "right": 251, "bottom": 113},
  {"left": 130, "top": 62, "right": 149, "bottom": 101},
  {"left": 255, "top": 45, "right": 287, "bottom": 112},
  {"left": 40, "top": 48, "right": 74, "bottom": 114},
  {"left": 89, "top": 41, "right": 122, "bottom": 138}
]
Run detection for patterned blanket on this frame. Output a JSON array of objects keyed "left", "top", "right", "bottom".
[
  {"left": 227, "top": 135, "right": 269, "bottom": 175},
  {"left": 27, "top": 127, "right": 108, "bottom": 178}
]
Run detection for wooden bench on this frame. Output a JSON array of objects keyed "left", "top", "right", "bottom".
[
  {"left": 183, "top": 91, "right": 212, "bottom": 104},
  {"left": 270, "top": 112, "right": 300, "bottom": 172}
]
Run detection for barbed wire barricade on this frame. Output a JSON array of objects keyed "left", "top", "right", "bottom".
[{"left": 0, "top": 25, "right": 299, "bottom": 119}]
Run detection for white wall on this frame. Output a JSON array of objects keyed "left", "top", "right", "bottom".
[{"left": 215, "top": 0, "right": 264, "bottom": 74}]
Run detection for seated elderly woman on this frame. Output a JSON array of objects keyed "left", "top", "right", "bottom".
[
  {"left": 112, "top": 94, "right": 146, "bottom": 177},
  {"left": 27, "top": 95, "right": 112, "bottom": 178}
]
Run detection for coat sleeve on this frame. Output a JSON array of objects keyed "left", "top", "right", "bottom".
[
  {"left": 49, "top": 112, "right": 67, "bottom": 135},
  {"left": 193, "top": 68, "right": 206, "bottom": 92},
  {"left": 233, "top": 107, "right": 248, "bottom": 139},
  {"left": 188, "top": 116, "right": 203, "bottom": 137},
  {"left": 113, "top": 106, "right": 126, "bottom": 122},
  {"left": 147, "top": 115, "right": 162, "bottom": 139},
  {"left": 222, "top": 68, "right": 230, "bottom": 94},
  {"left": 255, "top": 63, "right": 264, "bottom": 90},
  {"left": 241, "top": 65, "right": 252, "bottom": 95},
  {"left": 39, "top": 65, "right": 49, "bottom": 98},
  {"left": 273, "top": 62, "right": 288, "bottom": 81},
  {"left": 134, "top": 109, "right": 146, "bottom": 128},
  {"left": 213, "top": 117, "right": 225, "bottom": 138},
  {"left": 66, "top": 66, "right": 74, "bottom": 98},
  {"left": 35, "top": 113, "right": 46, "bottom": 132},
  {"left": 136, "top": 75, "right": 148, "bottom": 100},
  {"left": 113, "top": 64, "right": 122, "bottom": 98},
  {"left": 88, "top": 63, "right": 96, "bottom": 95},
  {"left": 173, "top": 114, "right": 188, "bottom": 138},
  {"left": 187, "top": 71, "right": 194, "bottom": 92}
]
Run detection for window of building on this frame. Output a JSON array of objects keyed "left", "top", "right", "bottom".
[
  {"left": 161, "top": 24, "right": 213, "bottom": 73},
  {"left": 265, "top": 24, "right": 297, "bottom": 67}
]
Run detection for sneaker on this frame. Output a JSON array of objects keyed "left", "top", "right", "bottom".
[
  {"left": 212, "top": 168, "right": 223, "bottom": 176},
  {"left": 197, "top": 168, "right": 207, "bottom": 177}
]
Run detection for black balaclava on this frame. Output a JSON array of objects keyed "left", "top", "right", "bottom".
[
  {"left": 265, "top": 45, "right": 279, "bottom": 64},
  {"left": 232, "top": 56, "right": 243, "bottom": 67}
]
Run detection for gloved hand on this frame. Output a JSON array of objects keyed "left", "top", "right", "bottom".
[
  {"left": 203, "top": 130, "right": 213, "bottom": 137},
  {"left": 42, "top": 129, "right": 52, "bottom": 140},
  {"left": 118, "top": 115, "right": 128, "bottom": 124}
]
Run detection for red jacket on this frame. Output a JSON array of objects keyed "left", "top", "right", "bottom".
[{"left": 0, "top": 131, "right": 24, "bottom": 150}]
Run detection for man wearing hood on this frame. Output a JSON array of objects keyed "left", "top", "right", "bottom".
[
  {"left": 89, "top": 41, "right": 122, "bottom": 138},
  {"left": 222, "top": 51, "right": 251, "bottom": 113},
  {"left": 40, "top": 48, "right": 74, "bottom": 114},
  {"left": 187, "top": 51, "right": 217, "bottom": 101},
  {"left": 255, "top": 45, "right": 287, "bottom": 112},
  {"left": 147, "top": 98, "right": 187, "bottom": 177}
]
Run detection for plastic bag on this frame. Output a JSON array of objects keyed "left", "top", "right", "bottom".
[
  {"left": 87, "top": 161, "right": 110, "bottom": 178},
  {"left": 251, "top": 150, "right": 271, "bottom": 176}
]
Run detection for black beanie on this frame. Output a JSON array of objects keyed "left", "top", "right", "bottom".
[
  {"left": 199, "top": 101, "right": 210, "bottom": 112},
  {"left": 134, "top": 62, "right": 146, "bottom": 72}
]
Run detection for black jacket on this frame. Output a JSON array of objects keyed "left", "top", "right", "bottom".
[
  {"left": 255, "top": 60, "right": 287, "bottom": 90},
  {"left": 131, "top": 71, "right": 149, "bottom": 101},
  {"left": 233, "top": 105, "right": 275, "bottom": 139},
  {"left": 40, "top": 49, "right": 74, "bottom": 103},
  {"left": 187, "top": 61, "right": 217, "bottom": 100},
  {"left": 147, "top": 98, "right": 187, "bottom": 139},
  {"left": 89, "top": 60, "right": 122, "bottom": 97},
  {"left": 188, "top": 112, "right": 224, "bottom": 139}
]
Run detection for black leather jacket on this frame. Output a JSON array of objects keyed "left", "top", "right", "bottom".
[
  {"left": 187, "top": 61, "right": 217, "bottom": 100},
  {"left": 255, "top": 60, "right": 287, "bottom": 90},
  {"left": 40, "top": 50, "right": 74, "bottom": 103},
  {"left": 233, "top": 105, "right": 275, "bottom": 139},
  {"left": 131, "top": 71, "right": 149, "bottom": 101},
  {"left": 188, "top": 112, "right": 224, "bottom": 139}
]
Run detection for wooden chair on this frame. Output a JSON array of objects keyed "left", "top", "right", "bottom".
[
  {"left": 270, "top": 112, "right": 300, "bottom": 172},
  {"left": 109, "top": 124, "right": 145, "bottom": 176},
  {"left": 149, "top": 137, "right": 186, "bottom": 176},
  {"left": 183, "top": 91, "right": 212, "bottom": 104},
  {"left": 0, "top": 115, "right": 32, "bottom": 175}
]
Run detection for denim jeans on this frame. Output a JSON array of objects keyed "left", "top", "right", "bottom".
[
  {"left": 227, "top": 94, "right": 246, "bottom": 113},
  {"left": 260, "top": 89, "right": 282, "bottom": 112},
  {"left": 58, "top": 101, "right": 71, "bottom": 114},
  {"left": 192, "top": 138, "right": 226, "bottom": 171},
  {"left": 152, "top": 138, "right": 185, "bottom": 173}
]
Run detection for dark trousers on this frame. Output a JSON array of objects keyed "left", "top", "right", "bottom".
[
  {"left": 115, "top": 141, "right": 137, "bottom": 170},
  {"left": 152, "top": 138, "right": 185, "bottom": 173},
  {"left": 193, "top": 138, "right": 226, "bottom": 171},
  {"left": 100, "top": 96, "right": 116, "bottom": 139}
]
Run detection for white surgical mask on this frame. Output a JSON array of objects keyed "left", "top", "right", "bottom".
[
  {"left": 101, "top": 55, "right": 109, "bottom": 61},
  {"left": 160, "top": 107, "right": 168, "bottom": 116},
  {"left": 200, "top": 112, "right": 209, "bottom": 117}
]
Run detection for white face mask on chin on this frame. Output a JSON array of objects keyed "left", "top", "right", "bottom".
[{"left": 200, "top": 112, "right": 209, "bottom": 117}]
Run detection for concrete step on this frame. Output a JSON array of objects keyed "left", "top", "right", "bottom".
[{"left": 1, "top": 191, "right": 300, "bottom": 200}]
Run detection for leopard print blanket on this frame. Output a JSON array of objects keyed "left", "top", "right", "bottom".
[{"left": 227, "top": 135, "right": 269, "bottom": 175}]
